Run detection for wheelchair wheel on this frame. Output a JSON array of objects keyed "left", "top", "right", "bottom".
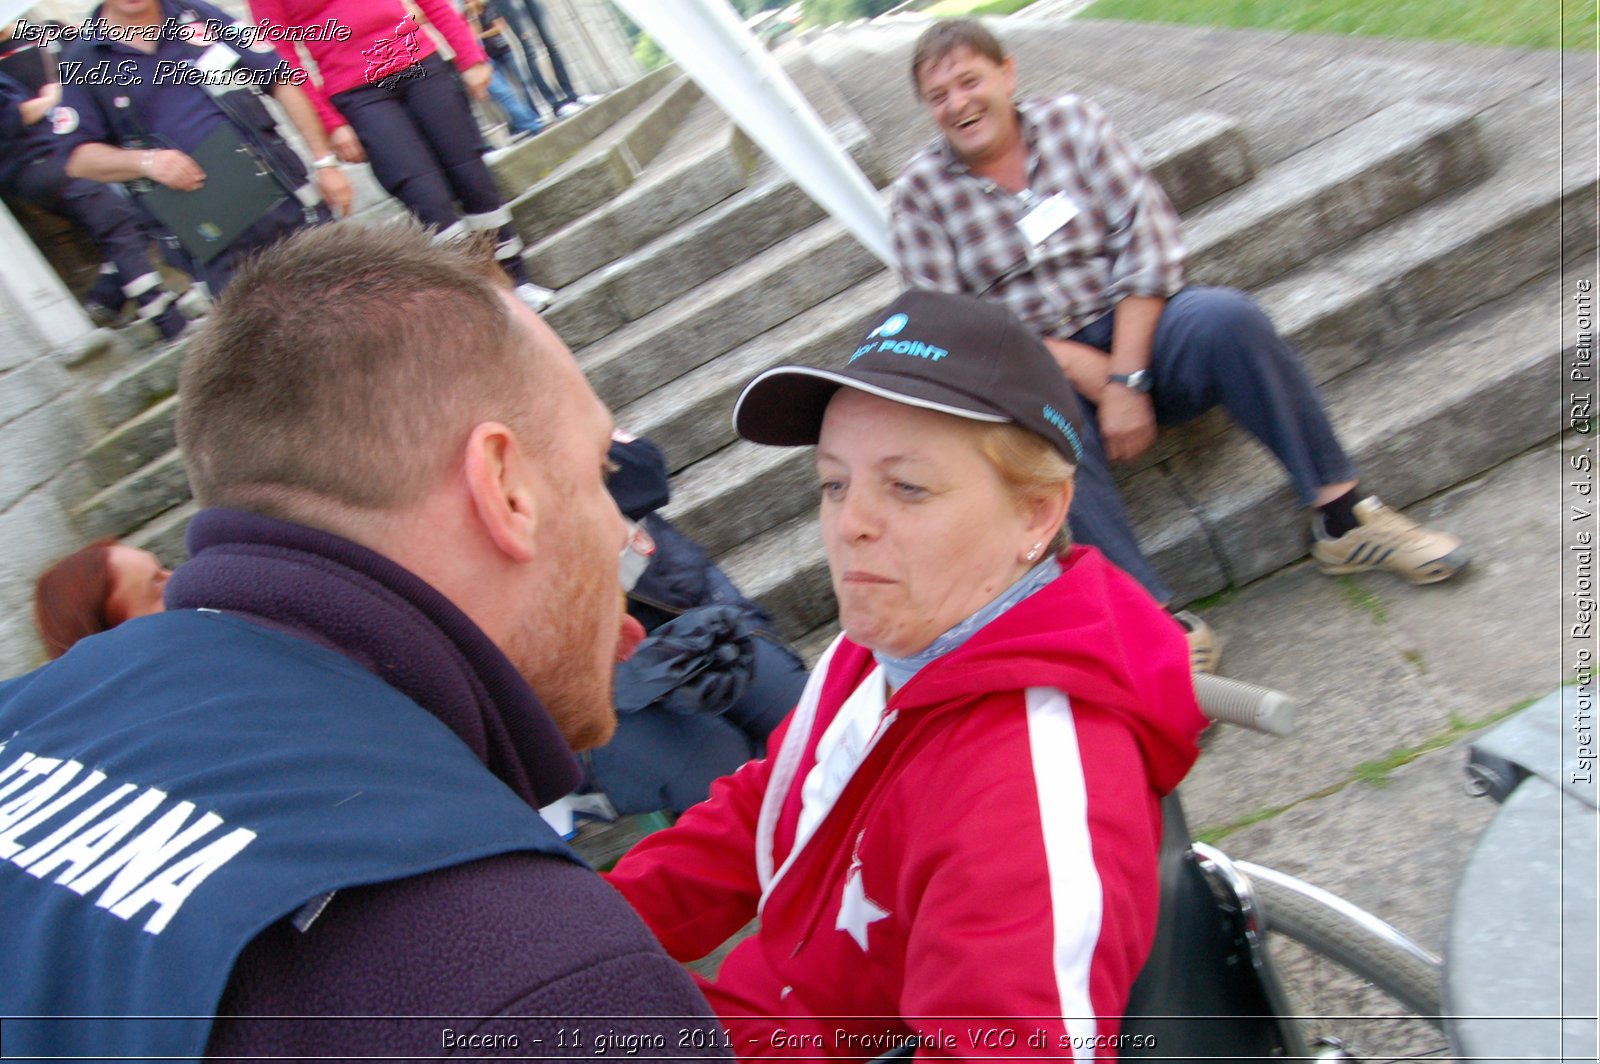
[{"left": 1238, "top": 860, "right": 1447, "bottom": 1062}]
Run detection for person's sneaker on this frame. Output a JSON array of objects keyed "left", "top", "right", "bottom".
[
  {"left": 555, "top": 101, "right": 584, "bottom": 118},
  {"left": 1311, "top": 496, "right": 1468, "bottom": 584},
  {"left": 513, "top": 282, "right": 556, "bottom": 313},
  {"left": 83, "top": 300, "right": 128, "bottom": 328},
  {"left": 1173, "top": 609, "right": 1220, "bottom": 675}
]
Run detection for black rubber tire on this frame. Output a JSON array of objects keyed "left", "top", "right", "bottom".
[
  {"left": 1242, "top": 863, "right": 1445, "bottom": 1062},
  {"left": 1252, "top": 873, "right": 1442, "bottom": 1019}
]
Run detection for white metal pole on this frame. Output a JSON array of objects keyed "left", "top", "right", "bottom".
[
  {"left": 611, "top": 0, "right": 893, "bottom": 269},
  {"left": 0, "top": 205, "right": 94, "bottom": 351}
]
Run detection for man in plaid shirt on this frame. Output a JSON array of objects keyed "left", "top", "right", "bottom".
[{"left": 889, "top": 18, "right": 1468, "bottom": 670}]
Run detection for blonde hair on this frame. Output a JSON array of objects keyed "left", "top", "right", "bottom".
[{"left": 973, "top": 421, "right": 1076, "bottom": 556}]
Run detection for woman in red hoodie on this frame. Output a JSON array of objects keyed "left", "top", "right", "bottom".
[
  {"left": 246, "top": 0, "right": 554, "bottom": 309},
  {"left": 605, "top": 290, "right": 1207, "bottom": 1060}
]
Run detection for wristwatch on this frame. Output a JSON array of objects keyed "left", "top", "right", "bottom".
[{"left": 1108, "top": 369, "right": 1154, "bottom": 394}]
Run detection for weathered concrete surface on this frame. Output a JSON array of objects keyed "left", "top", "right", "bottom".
[
  {"left": 1178, "top": 433, "right": 1571, "bottom": 973},
  {"left": 581, "top": 221, "right": 885, "bottom": 414}
]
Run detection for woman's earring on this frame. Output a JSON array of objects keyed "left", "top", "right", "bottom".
[{"left": 1025, "top": 542, "right": 1043, "bottom": 562}]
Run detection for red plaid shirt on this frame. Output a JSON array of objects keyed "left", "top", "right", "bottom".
[{"left": 889, "top": 95, "right": 1186, "bottom": 338}]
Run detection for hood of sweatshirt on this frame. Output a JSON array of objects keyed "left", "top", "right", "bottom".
[{"left": 885, "top": 545, "right": 1203, "bottom": 796}]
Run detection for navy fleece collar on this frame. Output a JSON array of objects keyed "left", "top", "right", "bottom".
[{"left": 166, "top": 508, "right": 581, "bottom": 807}]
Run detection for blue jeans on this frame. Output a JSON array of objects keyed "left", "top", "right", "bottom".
[
  {"left": 499, "top": 0, "right": 577, "bottom": 109},
  {"left": 1064, "top": 285, "right": 1359, "bottom": 603},
  {"left": 487, "top": 61, "right": 542, "bottom": 135}
]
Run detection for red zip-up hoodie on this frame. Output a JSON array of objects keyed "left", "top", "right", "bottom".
[{"left": 607, "top": 546, "right": 1205, "bottom": 1060}]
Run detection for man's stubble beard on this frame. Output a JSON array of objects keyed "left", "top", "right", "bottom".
[{"left": 506, "top": 565, "right": 620, "bottom": 754}]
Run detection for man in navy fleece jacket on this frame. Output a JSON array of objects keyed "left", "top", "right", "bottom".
[{"left": 0, "top": 222, "right": 729, "bottom": 1060}]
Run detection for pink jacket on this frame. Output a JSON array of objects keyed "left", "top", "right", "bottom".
[
  {"left": 247, "top": 0, "right": 487, "bottom": 134},
  {"left": 607, "top": 547, "right": 1205, "bottom": 1060}
]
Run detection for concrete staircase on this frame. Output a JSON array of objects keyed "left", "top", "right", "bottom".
[{"left": 62, "top": 17, "right": 1595, "bottom": 666}]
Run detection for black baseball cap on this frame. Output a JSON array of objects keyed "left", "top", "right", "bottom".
[{"left": 733, "top": 289, "right": 1086, "bottom": 465}]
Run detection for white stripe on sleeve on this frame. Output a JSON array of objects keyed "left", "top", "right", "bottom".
[{"left": 1025, "top": 686, "right": 1103, "bottom": 1061}]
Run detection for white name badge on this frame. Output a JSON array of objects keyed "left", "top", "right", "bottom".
[
  {"left": 1017, "top": 192, "right": 1081, "bottom": 247},
  {"left": 195, "top": 42, "right": 241, "bottom": 73}
]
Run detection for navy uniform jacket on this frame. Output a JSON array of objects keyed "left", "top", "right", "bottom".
[
  {"left": 0, "top": 508, "right": 729, "bottom": 1060},
  {"left": 52, "top": 0, "right": 291, "bottom": 157},
  {"left": 0, "top": 611, "right": 577, "bottom": 1060}
]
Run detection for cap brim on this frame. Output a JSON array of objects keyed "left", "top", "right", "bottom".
[{"left": 733, "top": 366, "right": 1009, "bottom": 448}]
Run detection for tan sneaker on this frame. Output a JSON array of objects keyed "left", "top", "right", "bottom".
[
  {"left": 1311, "top": 497, "right": 1468, "bottom": 584},
  {"left": 1173, "top": 610, "right": 1220, "bottom": 674}
]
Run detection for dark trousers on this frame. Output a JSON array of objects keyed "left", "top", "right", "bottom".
[
  {"left": 500, "top": 0, "right": 576, "bottom": 109},
  {"left": 590, "top": 634, "right": 808, "bottom": 815},
  {"left": 9, "top": 155, "right": 164, "bottom": 304},
  {"left": 332, "top": 53, "right": 527, "bottom": 283},
  {"left": 197, "top": 195, "right": 326, "bottom": 296},
  {"left": 1065, "top": 285, "right": 1358, "bottom": 603}
]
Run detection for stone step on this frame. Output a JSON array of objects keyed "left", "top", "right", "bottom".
[
  {"left": 88, "top": 338, "right": 187, "bottom": 437},
  {"left": 800, "top": 20, "right": 1265, "bottom": 209},
  {"left": 491, "top": 64, "right": 681, "bottom": 208},
  {"left": 1182, "top": 99, "right": 1489, "bottom": 293},
  {"left": 543, "top": 168, "right": 837, "bottom": 352},
  {"left": 531, "top": 45, "right": 896, "bottom": 294},
  {"left": 84, "top": 394, "right": 177, "bottom": 491},
  {"left": 127, "top": 499, "right": 196, "bottom": 566},
  {"left": 70, "top": 447, "right": 189, "bottom": 541},
  {"left": 793, "top": 622, "right": 840, "bottom": 669},
  {"left": 525, "top": 114, "right": 756, "bottom": 290},
  {"left": 665, "top": 439, "right": 814, "bottom": 562},
  {"left": 1138, "top": 111, "right": 1255, "bottom": 217},
  {"left": 809, "top": 17, "right": 1547, "bottom": 172},
  {"left": 717, "top": 269, "right": 1568, "bottom": 640},
  {"left": 581, "top": 219, "right": 886, "bottom": 414},
  {"left": 614, "top": 268, "right": 899, "bottom": 472},
  {"left": 717, "top": 508, "right": 834, "bottom": 641},
  {"left": 503, "top": 69, "right": 699, "bottom": 250},
  {"left": 1008, "top": 17, "right": 1557, "bottom": 165},
  {"left": 1117, "top": 88, "right": 1594, "bottom": 478},
  {"left": 516, "top": 45, "right": 882, "bottom": 290}
]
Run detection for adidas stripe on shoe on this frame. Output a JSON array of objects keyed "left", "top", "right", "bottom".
[{"left": 1311, "top": 497, "right": 1468, "bottom": 584}]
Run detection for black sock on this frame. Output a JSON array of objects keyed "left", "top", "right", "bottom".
[{"left": 1317, "top": 486, "right": 1362, "bottom": 538}]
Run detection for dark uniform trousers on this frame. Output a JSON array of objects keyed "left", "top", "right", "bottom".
[{"left": 8, "top": 154, "right": 173, "bottom": 317}]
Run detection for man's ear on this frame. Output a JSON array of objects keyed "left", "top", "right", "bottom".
[
  {"left": 1002, "top": 55, "right": 1018, "bottom": 97},
  {"left": 463, "top": 421, "right": 538, "bottom": 564}
]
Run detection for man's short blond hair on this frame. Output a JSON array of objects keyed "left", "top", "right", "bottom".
[{"left": 177, "top": 222, "right": 536, "bottom": 521}]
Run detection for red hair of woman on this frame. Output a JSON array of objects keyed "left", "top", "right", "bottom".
[{"left": 33, "top": 537, "right": 118, "bottom": 660}]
